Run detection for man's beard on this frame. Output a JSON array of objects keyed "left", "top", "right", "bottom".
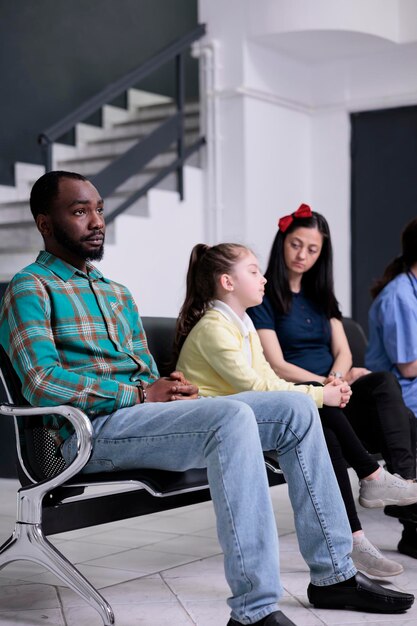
[{"left": 53, "top": 223, "right": 105, "bottom": 262}]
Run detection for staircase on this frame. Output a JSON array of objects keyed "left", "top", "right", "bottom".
[{"left": 0, "top": 89, "right": 202, "bottom": 269}]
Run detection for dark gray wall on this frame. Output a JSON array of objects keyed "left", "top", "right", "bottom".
[
  {"left": 0, "top": 0, "right": 198, "bottom": 185},
  {"left": 351, "top": 104, "right": 417, "bottom": 333}
]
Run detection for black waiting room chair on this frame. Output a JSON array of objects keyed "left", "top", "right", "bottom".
[
  {"left": 342, "top": 316, "right": 368, "bottom": 368},
  {"left": 0, "top": 316, "right": 284, "bottom": 626}
]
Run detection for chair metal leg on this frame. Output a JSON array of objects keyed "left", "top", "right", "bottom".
[{"left": 0, "top": 522, "right": 115, "bottom": 625}]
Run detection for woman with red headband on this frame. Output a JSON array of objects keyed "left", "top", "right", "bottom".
[{"left": 248, "top": 205, "right": 417, "bottom": 566}]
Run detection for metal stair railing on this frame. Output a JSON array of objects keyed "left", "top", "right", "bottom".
[{"left": 38, "top": 24, "right": 206, "bottom": 222}]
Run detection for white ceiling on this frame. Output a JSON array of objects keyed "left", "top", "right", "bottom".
[{"left": 253, "top": 30, "right": 399, "bottom": 64}]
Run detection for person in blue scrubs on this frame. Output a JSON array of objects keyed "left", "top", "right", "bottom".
[{"left": 367, "top": 217, "right": 417, "bottom": 421}]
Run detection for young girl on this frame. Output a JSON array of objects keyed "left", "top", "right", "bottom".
[
  {"left": 175, "top": 242, "right": 416, "bottom": 577},
  {"left": 175, "top": 243, "right": 348, "bottom": 407},
  {"left": 247, "top": 205, "right": 417, "bottom": 563}
]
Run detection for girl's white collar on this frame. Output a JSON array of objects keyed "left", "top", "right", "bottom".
[{"left": 210, "top": 300, "right": 256, "bottom": 337}]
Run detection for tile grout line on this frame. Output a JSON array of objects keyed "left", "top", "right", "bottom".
[{"left": 159, "top": 571, "right": 197, "bottom": 625}]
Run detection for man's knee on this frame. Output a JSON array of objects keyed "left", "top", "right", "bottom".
[
  {"left": 284, "top": 392, "right": 318, "bottom": 420},
  {"left": 209, "top": 397, "right": 258, "bottom": 435},
  {"left": 294, "top": 393, "right": 321, "bottom": 432},
  {"left": 263, "top": 391, "right": 320, "bottom": 434}
]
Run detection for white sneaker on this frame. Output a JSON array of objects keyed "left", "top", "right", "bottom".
[
  {"left": 359, "top": 468, "right": 417, "bottom": 508},
  {"left": 352, "top": 535, "right": 404, "bottom": 577}
]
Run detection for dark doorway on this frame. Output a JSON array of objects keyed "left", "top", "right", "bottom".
[{"left": 350, "top": 104, "right": 417, "bottom": 334}]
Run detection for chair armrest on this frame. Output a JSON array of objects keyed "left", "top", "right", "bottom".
[{"left": 0, "top": 403, "right": 93, "bottom": 523}]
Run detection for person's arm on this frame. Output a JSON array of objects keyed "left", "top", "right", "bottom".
[
  {"left": 251, "top": 299, "right": 353, "bottom": 386},
  {"left": 379, "top": 288, "right": 417, "bottom": 379},
  {"left": 127, "top": 300, "right": 198, "bottom": 401},
  {"left": 145, "top": 375, "right": 199, "bottom": 402},
  {"left": 396, "top": 360, "right": 417, "bottom": 378},
  {"left": 196, "top": 319, "right": 324, "bottom": 406},
  {"left": 250, "top": 298, "right": 325, "bottom": 382},
  {"left": 147, "top": 371, "right": 198, "bottom": 402},
  {"left": 257, "top": 328, "right": 325, "bottom": 383},
  {"left": 3, "top": 275, "right": 141, "bottom": 413},
  {"left": 2, "top": 275, "right": 165, "bottom": 413},
  {"left": 328, "top": 318, "right": 353, "bottom": 378},
  {"left": 326, "top": 319, "right": 372, "bottom": 384},
  {"left": 254, "top": 331, "right": 351, "bottom": 407}
]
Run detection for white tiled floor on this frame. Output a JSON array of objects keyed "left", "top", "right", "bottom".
[{"left": 1, "top": 471, "right": 417, "bottom": 625}]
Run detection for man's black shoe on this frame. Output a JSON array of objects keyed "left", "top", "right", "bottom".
[
  {"left": 307, "top": 572, "right": 414, "bottom": 613},
  {"left": 227, "top": 610, "right": 296, "bottom": 625}
]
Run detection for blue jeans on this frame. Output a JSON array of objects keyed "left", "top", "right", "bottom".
[{"left": 62, "top": 391, "right": 356, "bottom": 625}]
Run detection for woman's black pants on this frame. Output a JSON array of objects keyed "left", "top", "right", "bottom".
[
  {"left": 319, "top": 405, "right": 378, "bottom": 533},
  {"left": 320, "top": 371, "right": 416, "bottom": 533},
  {"left": 344, "top": 371, "right": 416, "bottom": 480}
]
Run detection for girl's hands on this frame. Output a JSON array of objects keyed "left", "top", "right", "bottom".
[{"left": 323, "top": 378, "right": 352, "bottom": 408}]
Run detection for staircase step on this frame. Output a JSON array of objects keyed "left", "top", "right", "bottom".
[
  {"left": 55, "top": 142, "right": 203, "bottom": 175},
  {"left": 113, "top": 114, "right": 199, "bottom": 135},
  {"left": 126, "top": 88, "right": 171, "bottom": 110},
  {"left": 87, "top": 127, "right": 199, "bottom": 148},
  {"left": 0, "top": 224, "right": 43, "bottom": 252},
  {"left": 59, "top": 131, "right": 200, "bottom": 162},
  {"left": 0, "top": 191, "right": 148, "bottom": 252},
  {"left": 0, "top": 202, "right": 33, "bottom": 225},
  {"left": 132, "top": 100, "right": 200, "bottom": 121},
  {"left": 0, "top": 182, "right": 154, "bottom": 227},
  {"left": 0, "top": 87, "right": 202, "bottom": 252},
  {"left": 1, "top": 160, "right": 198, "bottom": 226}
]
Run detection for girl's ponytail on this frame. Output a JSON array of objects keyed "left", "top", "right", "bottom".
[
  {"left": 174, "top": 244, "right": 211, "bottom": 356},
  {"left": 173, "top": 243, "right": 248, "bottom": 361}
]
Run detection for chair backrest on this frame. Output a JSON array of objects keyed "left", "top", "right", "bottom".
[
  {"left": 0, "top": 345, "right": 67, "bottom": 485},
  {"left": 0, "top": 344, "right": 27, "bottom": 406},
  {"left": 142, "top": 316, "right": 177, "bottom": 376},
  {"left": 141, "top": 315, "right": 370, "bottom": 372},
  {"left": 342, "top": 317, "right": 368, "bottom": 367}
]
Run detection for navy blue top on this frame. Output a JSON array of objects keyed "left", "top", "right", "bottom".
[{"left": 248, "top": 293, "right": 333, "bottom": 377}]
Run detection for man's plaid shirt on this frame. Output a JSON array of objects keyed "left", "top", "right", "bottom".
[{"left": 0, "top": 251, "right": 159, "bottom": 444}]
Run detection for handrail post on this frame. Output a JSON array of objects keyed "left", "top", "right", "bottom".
[
  {"left": 175, "top": 52, "right": 185, "bottom": 201},
  {"left": 39, "top": 136, "right": 53, "bottom": 173},
  {"left": 37, "top": 24, "right": 206, "bottom": 209},
  {"left": 39, "top": 24, "right": 206, "bottom": 146}
]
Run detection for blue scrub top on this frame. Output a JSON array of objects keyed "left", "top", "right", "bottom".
[
  {"left": 248, "top": 293, "right": 333, "bottom": 377},
  {"left": 366, "top": 272, "right": 417, "bottom": 417}
]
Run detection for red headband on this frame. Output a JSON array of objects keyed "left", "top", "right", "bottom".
[{"left": 278, "top": 204, "right": 313, "bottom": 233}]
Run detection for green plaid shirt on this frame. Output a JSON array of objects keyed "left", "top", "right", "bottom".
[{"left": 0, "top": 251, "right": 159, "bottom": 443}]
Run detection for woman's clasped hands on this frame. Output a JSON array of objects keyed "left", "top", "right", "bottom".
[{"left": 323, "top": 378, "right": 352, "bottom": 409}]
